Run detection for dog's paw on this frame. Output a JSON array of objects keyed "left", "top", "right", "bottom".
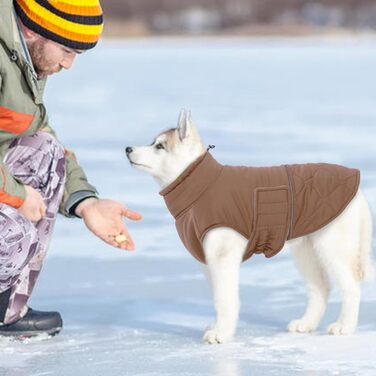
[
  {"left": 203, "top": 327, "right": 233, "bottom": 344},
  {"left": 327, "top": 322, "right": 355, "bottom": 335},
  {"left": 287, "top": 319, "right": 317, "bottom": 333}
]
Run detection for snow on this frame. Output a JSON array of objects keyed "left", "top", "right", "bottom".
[{"left": 1, "top": 37, "right": 376, "bottom": 375}]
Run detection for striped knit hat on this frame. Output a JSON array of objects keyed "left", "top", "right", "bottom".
[{"left": 13, "top": 0, "right": 104, "bottom": 50}]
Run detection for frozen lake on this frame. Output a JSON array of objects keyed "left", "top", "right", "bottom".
[{"left": 1, "top": 37, "right": 376, "bottom": 375}]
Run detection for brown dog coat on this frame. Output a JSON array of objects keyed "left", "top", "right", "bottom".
[{"left": 160, "top": 152, "right": 360, "bottom": 263}]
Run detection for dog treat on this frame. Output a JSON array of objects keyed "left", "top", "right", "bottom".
[{"left": 115, "top": 234, "right": 127, "bottom": 243}]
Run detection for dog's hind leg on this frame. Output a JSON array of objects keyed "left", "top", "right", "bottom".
[
  {"left": 326, "top": 267, "right": 360, "bottom": 335},
  {"left": 202, "top": 227, "right": 246, "bottom": 344},
  {"left": 287, "top": 236, "right": 331, "bottom": 333},
  {"left": 310, "top": 190, "right": 371, "bottom": 335},
  {"left": 315, "top": 242, "right": 361, "bottom": 335}
]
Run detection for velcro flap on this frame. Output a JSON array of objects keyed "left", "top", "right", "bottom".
[{"left": 245, "top": 185, "right": 291, "bottom": 260}]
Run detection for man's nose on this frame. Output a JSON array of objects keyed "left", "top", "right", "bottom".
[{"left": 125, "top": 147, "right": 133, "bottom": 154}]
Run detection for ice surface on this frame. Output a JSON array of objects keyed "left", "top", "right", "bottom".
[{"left": 0, "top": 37, "right": 375, "bottom": 376}]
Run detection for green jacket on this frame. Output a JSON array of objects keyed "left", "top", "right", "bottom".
[{"left": 0, "top": 0, "right": 98, "bottom": 217}]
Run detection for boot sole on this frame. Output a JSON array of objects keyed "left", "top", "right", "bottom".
[{"left": 0, "top": 326, "right": 62, "bottom": 339}]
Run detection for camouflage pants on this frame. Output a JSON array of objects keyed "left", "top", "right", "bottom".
[{"left": 0, "top": 131, "right": 65, "bottom": 325}]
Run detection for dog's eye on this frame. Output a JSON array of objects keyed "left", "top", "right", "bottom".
[{"left": 155, "top": 143, "right": 165, "bottom": 150}]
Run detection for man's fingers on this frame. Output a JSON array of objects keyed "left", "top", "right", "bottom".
[{"left": 121, "top": 207, "right": 142, "bottom": 221}]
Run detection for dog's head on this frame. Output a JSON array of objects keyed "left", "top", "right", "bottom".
[{"left": 125, "top": 110, "right": 206, "bottom": 188}]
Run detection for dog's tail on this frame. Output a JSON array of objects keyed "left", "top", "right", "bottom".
[{"left": 357, "top": 190, "right": 375, "bottom": 282}]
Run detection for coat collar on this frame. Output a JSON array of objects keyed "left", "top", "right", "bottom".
[
  {"left": 0, "top": 2, "right": 47, "bottom": 103},
  {"left": 160, "top": 152, "right": 223, "bottom": 219}
]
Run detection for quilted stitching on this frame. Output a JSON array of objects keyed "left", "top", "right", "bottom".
[{"left": 289, "top": 164, "right": 359, "bottom": 238}]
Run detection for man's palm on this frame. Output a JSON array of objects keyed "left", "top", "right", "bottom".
[{"left": 80, "top": 199, "right": 142, "bottom": 250}]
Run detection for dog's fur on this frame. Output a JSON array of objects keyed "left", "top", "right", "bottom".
[{"left": 126, "top": 111, "right": 374, "bottom": 344}]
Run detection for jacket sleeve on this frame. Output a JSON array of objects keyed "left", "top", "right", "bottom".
[
  {"left": 40, "top": 121, "right": 99, "bottom": 217},
  {"left": 0, "top": 73, "right": 26, "bottom": 208}
]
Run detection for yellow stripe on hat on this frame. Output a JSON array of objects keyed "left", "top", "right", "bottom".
[
  {"left": 55, "top": 0, "right": 101, "bottom": 7},
  {"left": 18, "top": 0, "right": 103, "bottom": 36}
]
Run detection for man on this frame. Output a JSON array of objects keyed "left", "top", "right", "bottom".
[{"left": 0, "top": 0, "right": 142, "bottom": 337}]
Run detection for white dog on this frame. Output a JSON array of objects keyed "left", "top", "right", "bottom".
[{"left": 126, "top": 110, "right": 374, "bottom": 344}]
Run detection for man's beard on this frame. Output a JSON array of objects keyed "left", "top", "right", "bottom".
[{"left": 27, "top": 39, "right": 61, "bottom": 79}]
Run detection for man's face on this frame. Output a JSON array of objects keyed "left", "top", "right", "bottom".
[{"left": 27, "top": 36, "right": 81, "bottom": 79}]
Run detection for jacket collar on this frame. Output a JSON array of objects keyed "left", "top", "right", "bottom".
[
  {"left": 14, "top": 8, "right": 34, "bottom": 72},
  {"left": 0, "top": 1, "right": 18, "bottom": 54},
  {"left": 0, "top": 2, "right": 46, "bottom": 103},
  {"left": 160, "top": 152, "right": 223, "bottom": 219}
]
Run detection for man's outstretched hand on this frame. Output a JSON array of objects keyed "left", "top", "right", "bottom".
[{"left": 75, "top": 198, "right": 142, "bottom": 250}]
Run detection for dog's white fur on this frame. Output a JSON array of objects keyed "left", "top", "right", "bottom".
[{"left": 126, "top": 110, "right": 374, "bottom": 344}]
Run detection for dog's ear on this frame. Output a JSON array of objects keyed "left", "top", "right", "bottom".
[
  {"left": 177, "top": 109, "right": 188, "bottom": 141},
  {"left": 177, "top": 109, "right": 194, "bottom": 141}
]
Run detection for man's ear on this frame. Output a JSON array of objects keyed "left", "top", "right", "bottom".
[
  {"left": 177, "top": 109, "right": 195, "bottom": 141},
  {"left": 19, "top": 23, "right": 39, "bottom": 43}
]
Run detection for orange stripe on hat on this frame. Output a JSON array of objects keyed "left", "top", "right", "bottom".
[{"left": 52, "top": 3, "right": 102, "bottom": 17}]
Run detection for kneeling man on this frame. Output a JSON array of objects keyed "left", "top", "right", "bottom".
[{"left": 0, "top": 0, "right": 142, "bottom": 337}]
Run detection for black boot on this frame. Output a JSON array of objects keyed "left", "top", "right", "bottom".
[{"left": 0, "top": 308, "right": 63, "bottom": 338}]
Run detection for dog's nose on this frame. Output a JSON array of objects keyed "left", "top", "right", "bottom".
[{"left": 125, "top": 146, "right": 133, "bottom": 154}]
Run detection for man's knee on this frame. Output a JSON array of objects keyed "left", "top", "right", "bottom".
[
  {"left": 10, "top": 131, "right": 65, "bottom": 159},
  {"left": 4, "top": 131, "right": 66, "bottom": 190}
]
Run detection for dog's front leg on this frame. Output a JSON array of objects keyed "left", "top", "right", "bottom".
[{"left": 202, "top": 228, "right": 245, "bottom": 344}]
